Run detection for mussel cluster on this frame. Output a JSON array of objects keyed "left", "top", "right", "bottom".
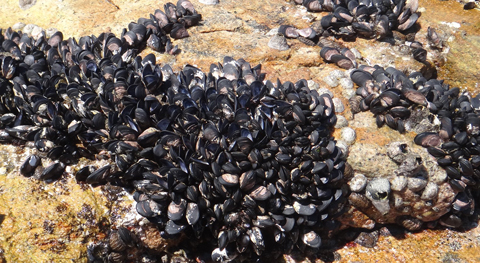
[
  {"left": 129, "top": 58, "right": 347, "bottom": 261},
  {"left": 348, "top": 64, "right": 479, "bottom": 227},
  {"left": 2, "top": 0, "right": 201, "bottom": 60},
  {"left": 0, "top": 0, "right": 202, "bottom": 180},
  {"left": 0, "top": 1, "right": 350, "bottom": 260},
  {"left": 275, "top": 0, "right": 437, "bottom": 69},
  {"left": 284, "top": 0, "right": 420, "bottom": 40}
]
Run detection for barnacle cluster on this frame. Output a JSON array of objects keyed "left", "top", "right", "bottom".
[{"left": 347, "top": 64, "right": 479, "bottom": 229}]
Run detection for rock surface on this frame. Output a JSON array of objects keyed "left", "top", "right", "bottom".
[{"left": 0, "top": 0, "right": 480, "bottom": 261}]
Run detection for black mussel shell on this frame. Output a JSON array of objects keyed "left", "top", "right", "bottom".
[{"left": 20, "top": 155, "right": 41, "bottom": 177}]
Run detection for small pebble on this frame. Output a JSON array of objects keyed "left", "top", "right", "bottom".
[
  {"left": 340, "top": 127, "right": 356, "bottom": 145},
  {"left": 199, "top": 0, "right": 219, "bottom": 4},
  {"left": 349, "top": 174, "right": 367, "bottom": 192},
  {"left": 12, "top": 22, "right": 26, "bottom": 31},
  {"left": 324, "top": 75, "right": 339, "bottom": 87},
  {"left": 339, "top": 77, "right": 354, "bottom": 90},
  {"left": 334, "top": 115, "right": 348, "bottom": 128},
  {"left": 333, "top": 98, "right": 344, "bottom": 113},
  {"left": 317, "top": 88, "right": 333, "bottom": 97},
  {"left": 268, "top": 35, "right": 289, "bottom": 51}
]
